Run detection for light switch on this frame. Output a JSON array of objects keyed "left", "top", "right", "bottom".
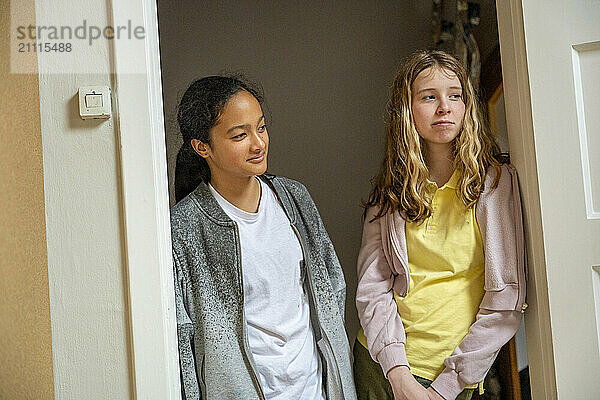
[
  {"left": 85, "top": 94, "right": 103, "bottom": 108},
  {"left": 79, "top": 86, "right": 111, "bottom": 120}
]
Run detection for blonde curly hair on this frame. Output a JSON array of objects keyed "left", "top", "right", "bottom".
[{"left": 366, "top": 50, "right": 502, "bottom": 223}]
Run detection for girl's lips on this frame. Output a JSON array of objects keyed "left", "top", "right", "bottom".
[
  {"left": 433, "top": 120, "right": 454, "bottom": 126},
  {"left": 247, "top": 154, "right": 265, "bottom": 163}
]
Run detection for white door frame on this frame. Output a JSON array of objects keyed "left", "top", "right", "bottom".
[
  {"left": 111, "top": 0, "right": 181, "bottom": 398},
  {"left": 111, "top": 0, "right": 559, "bottom": 398},
  {"left": 496, "top": 1, "right": 558, "bottom": 399}
]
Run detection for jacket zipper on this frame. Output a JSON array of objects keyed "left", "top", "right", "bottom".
[
  {"left": 290, "top": 223, "right": 344, "bottom": 399},
  {"left": 233, "top": 223, "right": 266, "bottom": 400}
]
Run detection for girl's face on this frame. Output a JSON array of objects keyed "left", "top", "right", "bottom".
[
  {"left": 200, "top": 90, "right": 268, "bottom": 182},
  {"left": 411, "top": 67, "right": 465, "bottom": 150}
]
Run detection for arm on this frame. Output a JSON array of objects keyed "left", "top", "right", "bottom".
[
  {"left": 293, "top": 181, "right": 347, "bottom": 321},
  {"left": 314, "top": 216, "right": 347, "bottom": 322},
  {"left": 357, "top": 207, "right": 434, "bottom": 399},
  {"left": 430, "top": 309, "right": 522, "bottom": 399},
  {"left": 356, "top": 206, "right": 410, "bottom": 376},
  {"left": 173, "top": 250, "right": 201, "bottom": 400}
]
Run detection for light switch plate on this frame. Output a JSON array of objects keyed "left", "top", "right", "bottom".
[{"left": 79, "top": 86, "right": 111, "bottom": 120}]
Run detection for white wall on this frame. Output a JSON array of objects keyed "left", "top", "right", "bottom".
[{"left": 35, "top": 0, "right": 132, "bottom": 398}]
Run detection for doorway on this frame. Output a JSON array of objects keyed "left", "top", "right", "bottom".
[{"left": 156, "top": 1, "right": 529, "bottom": 398}]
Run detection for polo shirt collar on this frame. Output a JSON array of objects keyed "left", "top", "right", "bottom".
[{"left": 426, "top": 168, "right": 460, "bottom": 190}]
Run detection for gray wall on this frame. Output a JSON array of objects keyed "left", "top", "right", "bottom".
[{"left": 157, "top": 1, "right": 499, "bottom": 340}]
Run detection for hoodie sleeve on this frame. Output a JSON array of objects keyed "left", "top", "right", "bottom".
[
  {"left": 430, "top": 309, "right": 522, "bottom": 399},
  {"left": 355, "top": 206, "right": 410, "bottom": 376},
  {"left": 173, "top": 250, "right": 201, "bottom": 400}
]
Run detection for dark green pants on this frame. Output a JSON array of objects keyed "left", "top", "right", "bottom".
[{"left": 352, "top": 339, "right": 474, "bottom": 400}]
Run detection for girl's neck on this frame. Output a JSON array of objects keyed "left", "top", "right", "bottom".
[
  {"left": 210, "top": 174, "right": 261, "bottom": 213},
  {"left": 424, "top": 142, "right": 455, "bottom": 187}
]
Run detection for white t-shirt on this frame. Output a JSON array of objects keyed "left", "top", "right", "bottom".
[{"left": 209, "top": 179, "right": 325, "bottom": 400}]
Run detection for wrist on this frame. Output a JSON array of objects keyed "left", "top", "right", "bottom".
[
  {"left": 387, "top": 365, "right": 412, "bottom": 390},
  {"left": 388, "top": 365, "right": 411, "bottom": 377}
]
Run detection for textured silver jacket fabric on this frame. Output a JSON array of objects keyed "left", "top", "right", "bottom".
[{"left": 171, "top": 174, "right": 357, "bottom": 400}]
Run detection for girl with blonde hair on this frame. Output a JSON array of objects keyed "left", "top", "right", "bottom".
[{"left": 354, "top": 50, "right": 526, "bottom": 400}]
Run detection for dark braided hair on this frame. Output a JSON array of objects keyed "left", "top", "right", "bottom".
[{"left": 175, "top": 75, "right": 264, "bottom": 203}]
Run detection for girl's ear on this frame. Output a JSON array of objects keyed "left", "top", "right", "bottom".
[{"left": 191, "top": 139, "right": 210, "bottom": 159}]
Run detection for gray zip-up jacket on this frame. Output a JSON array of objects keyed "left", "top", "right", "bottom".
[{"left": 171, "top": 174, "right": 357, "bottom": 400}]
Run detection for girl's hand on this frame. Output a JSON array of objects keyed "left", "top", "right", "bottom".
[
  {"left": 388, "top": 366, "right": 430, "bottom": 400},
  {"left": 426, "top": 387, "right": 445, "bottom": 400}
]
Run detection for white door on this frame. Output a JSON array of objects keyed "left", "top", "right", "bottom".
[{"left": 498, "top": 1, "right": 600, "bottom": 399}]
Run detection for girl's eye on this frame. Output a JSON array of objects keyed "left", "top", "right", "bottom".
[
  {"left": 258, "top": 124, "right": 267, "bottom": 133},
  {"left": 422, "top": 95, "right": 435, "bottom": 100},
  {"left": 450, "top": 94, "right": 462, "bottom": 100},
  {"left": 233, "top": 133, "right": 246, "bottom": 140}
]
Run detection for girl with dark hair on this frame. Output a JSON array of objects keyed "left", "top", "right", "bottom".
[
  {"left": 170, "top": 76, "right": 356, "bottom": 400},
  {"left": 354, "top": 51, "right": 526, "bottom": 400}
]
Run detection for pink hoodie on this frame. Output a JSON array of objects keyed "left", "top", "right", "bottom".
[{"left": 356, "top": 164, "right": 527, "bottom": 400}]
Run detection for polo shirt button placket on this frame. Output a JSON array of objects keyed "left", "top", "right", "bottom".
[{"left": 426, "top": 191, "right": 439, "bottom": 235}]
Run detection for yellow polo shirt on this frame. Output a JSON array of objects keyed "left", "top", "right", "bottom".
[{"left": 358, "top": 170, "right": 484, "bottom": 389}]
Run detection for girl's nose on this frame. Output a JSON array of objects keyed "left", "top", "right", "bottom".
[
  {"left": 437, "top": 102, "right": 451, "bottom": 114},
  {"left": 251, "top": 132, "right": 266, "bottom": 151}
]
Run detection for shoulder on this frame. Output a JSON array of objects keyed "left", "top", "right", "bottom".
[
  {"left": 272, "top": 174, "right": 310, "bottom": 193},
  {"left": 265, "top": 174, "right": 313, "bottom": 201},
  {"left": 170, "top": 195, "right": 196, "bottom": 220},
  {"left": 484, "top": 163, "right": 517, "bottom": 187},
  {"left": 481, "top": 163, "right": 519, "bottom": 204},
  {"left": 364, "top": 204, "right": 387, "bottom": 222},
  {"left": 263, "top": 174, "right": 323, "bottom": 224},
  {"left": 170, "top": 194, "right": 202, "bottom": 235}
]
